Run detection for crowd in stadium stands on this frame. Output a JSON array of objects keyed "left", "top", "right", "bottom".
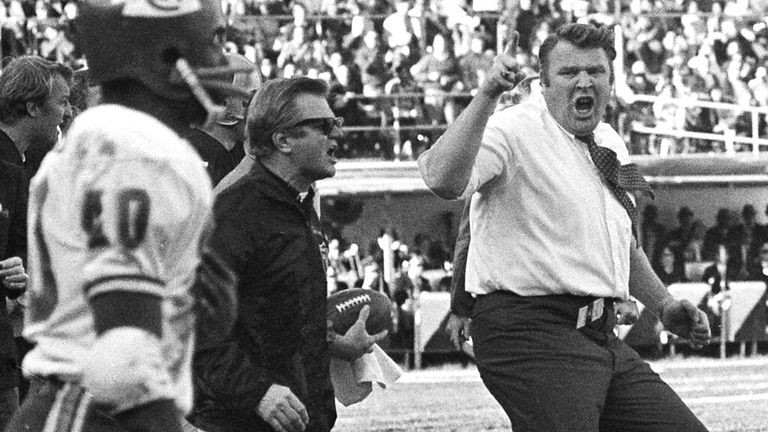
[
  {"left": 640, "top": 203, "right": 768, "bottom": 284},
  {"left": 640, "top": 202, "right": 768, "bottom": 337},
  {"left": 322, "top": 200, "right": 768, "bottom": 343},
  {"left": 6, "top": 0, "right": 768, "bottom": 159}
]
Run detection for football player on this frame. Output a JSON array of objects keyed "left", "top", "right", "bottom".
[{"left": 6, "top": 0, "right": 250, "bottom": 431}]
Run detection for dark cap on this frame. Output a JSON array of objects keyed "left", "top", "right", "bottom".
[
  {"left": 678, "top": 206, "right": 693, "bottom": 218},
  {"left": 743, "top": 204, "right": 756, "bottom": 217}
]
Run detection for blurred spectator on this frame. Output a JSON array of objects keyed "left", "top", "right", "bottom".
[
  {"left": 354, "top": 29, "right": 390, "bottom": 98},
  {"left": 385, "top": 63, "right": 426, "bottom": 160},
  {"left": 653, "top": 244, "right": 687, "bottom": 286},
  {"left": 699, "top": 243, "right": 731, "bottom": 337},
  {"left": 625, "top": 16, "right": 667, "bottom": 76},
  {"left": 259, "top": 57, "right": 279, "bottom": 81},
  {"left": 682, "top": 74, "right": 718, "bottom": 152},
  {"left": 731, "top": 204, "right": 759, "bottom": 278},
  {"left": 621, "top": 61, "right": 657, "bottom": 154},
  {"left": 651, "top": 81, "right": 686, "bottom": 155},
  {"left": 458, "top": 32, "right": 494, "bottom": 94},
  {"left": 748, "top": 65, "right": 768, "bottom": 107},
  {"left": 734, "top": 97, "right": 768, "bottom": 142},
  {"left": 512, "top": 0, "right": 552, "bottom": 55},
  {"left": 641, "top": 204, "right": 667, "bottom": 267},
  {"left": 329, "top": 82, "right": 372, "bottom": 158},
  {"left": 702, "top": 208, "right": 739, "bottom": 269},
  {"left": 667, "top": 206, "right": 706, "bottom": 263},
  {"left": 389, "top": 262, "right": 415, "bottom": 351},
  {"left": 383, "top": 0, "right": 420, "bottom": 64},
  {"left": 748, "top": 240, "right": 768, "bottom": 281},
  {"left": 410, "top": 32, "right": 461, "bottom": 125},
  {"left": 327, "top": 50, "right": 363, "bottom": 94},
  {"left": 755, "top": 204, "right": 768, "bottom": 252}
]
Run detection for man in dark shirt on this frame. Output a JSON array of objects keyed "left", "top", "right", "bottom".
[
  {"left": 0, "top": 160, "right": 27, "bottom": 429},
  {"left": 182, "top": 53, "right": 261, "bottom": 186},
  {"left": 189, "top": 77, "right": 386, "bottom": 432},
  {"left": 0, "top": 55, "right": 70, "bottom": 418}
]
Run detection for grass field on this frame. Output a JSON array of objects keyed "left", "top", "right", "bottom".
[{"left": 334, "top": 355, "right": 768, "bottom": 431}]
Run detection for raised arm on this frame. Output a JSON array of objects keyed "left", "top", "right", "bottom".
[{"left": 417, "top": 32, "right": 523, "bottom": 199}]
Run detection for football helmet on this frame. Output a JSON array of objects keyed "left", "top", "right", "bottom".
[
  {"left": 216, "top": 52, "right": 262, "bottom": 126},
  {"left": 77, "top": 0, "right": 253, "bottom": 106}
]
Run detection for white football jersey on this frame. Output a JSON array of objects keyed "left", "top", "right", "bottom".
[{"left": 22, "top": 104, "right": 213, "bottom": 414}]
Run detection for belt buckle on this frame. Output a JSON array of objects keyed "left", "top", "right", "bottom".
[{"left": 576, "top": 298, "right": 604, "bottom": 329}]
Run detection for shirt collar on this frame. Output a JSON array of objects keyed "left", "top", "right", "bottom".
[{"left": 255, "top": 159, "right": 315, "bottom": 204}]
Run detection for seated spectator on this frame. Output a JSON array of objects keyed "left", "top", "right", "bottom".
[
  {"left": 651, "top": 82, "right": 686, "bottom": 155},
  {"left": 699, "top": 244, "right": 731, "bottom": 337},
  {"left": 653, "top": 244, "right": 687, "bottom": 286},
  {"left": 641, "top": 204, "right": 667, "bottom": 267},
  {"left": 383, "top": 0, "right": 419, "bottom": 58},
  {"left": 390, "top": 281, "right": 414, "bottom": 351},
  {"left": 682, "top": 74, "right": 718, "bottom": 153},
  {"left": 458, "top": 32, "right": 493, "bottom": 95},
  {"left": 384, "top": 64, "right": 426, "bottom": 160},
  {"left": 667, "top": 206, "right": 706, "bottom": 263},
  {"left": 702, "top": 208, "right": 736, "bottom": 262},
  {"left": 734, "top": 97, "right": 768, "bottom": 142},
  {"left": 731, "top": 204, "right": 759, "bottom": 278},
  {"left": 748, "top": 241, "right": 768, "bottom": 281},
  {"left": 354, "top": 29, "right": 390, "bottom": 98},
  {"left": 259, "top": 57, "right": 278, "bottom": 81},
  {"left": 410, "top": 33, "right": 462, "bottom": 125},
  {"left": 755, "top": 204, "right": 768, "bottom": 251}
]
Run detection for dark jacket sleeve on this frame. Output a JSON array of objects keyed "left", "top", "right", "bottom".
[
  {"left": 193, "top": 192, "right": 275, "bottom": 413},
  {"left": 193, "top": 338, "right": 272, "bottom": 414},
  {"left": 7, "top": 165, "right": 29, "bottom": 265},
  {"left": 450, "top": 199, "right": 475, "bottom": 316}
]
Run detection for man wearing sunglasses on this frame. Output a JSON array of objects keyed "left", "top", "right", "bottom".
[{"left": 189, "top": 77, "right": 385, "bottom": 432}]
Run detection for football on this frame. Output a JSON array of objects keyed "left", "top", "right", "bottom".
[{"left": 327, "top": 288, "right": 392, "bottom": 335}]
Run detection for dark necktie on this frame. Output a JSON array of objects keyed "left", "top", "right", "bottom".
[{"left": 576, "top": 133, "right": 654, "bottom": 240}]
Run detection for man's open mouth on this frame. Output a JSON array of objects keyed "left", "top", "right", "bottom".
[{"left": 574, "top": 96, "right": 595, "bottom": 114}]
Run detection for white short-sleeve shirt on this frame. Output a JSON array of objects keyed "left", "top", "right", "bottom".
[{"left": 456, "top": 92, "right": 633, "bottom": 299}]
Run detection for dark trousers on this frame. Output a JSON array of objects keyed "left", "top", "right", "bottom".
[
  {"left": 0, "top": 386, "right": 18, "bottom": 431},
  {"left": 471, "top": 291, "right": 709, "bottom": 432},
  {"left": 6, "top": 377, "right": 124, "bottom": 432}
]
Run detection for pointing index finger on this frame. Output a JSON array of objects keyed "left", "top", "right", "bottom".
[{"left": 505, "top": 31, "right": 519, "bottom": 57}]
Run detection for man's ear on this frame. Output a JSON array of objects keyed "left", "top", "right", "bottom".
[
  {"left": 271, "top": 130, "right": 293, "bottom": 154},
  {"left": 26, "top": 101, "right": 41, "bottom": 118}
]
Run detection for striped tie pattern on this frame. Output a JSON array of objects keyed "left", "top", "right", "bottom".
[{"left": 576, "top": 133, "right": 654, "bottom": 240}]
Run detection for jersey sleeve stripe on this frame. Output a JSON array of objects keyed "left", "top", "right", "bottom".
[{"left": 84, "top": 275, "right": 165, "bottom": 299}]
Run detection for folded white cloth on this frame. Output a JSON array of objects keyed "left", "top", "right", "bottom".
[{"left": 330, "top": 344, "right": 403, "bottom": 406}]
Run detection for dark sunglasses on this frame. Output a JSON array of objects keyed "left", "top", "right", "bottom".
[{"left": 286, "top": 117, "right": 344, "bottom": 135}]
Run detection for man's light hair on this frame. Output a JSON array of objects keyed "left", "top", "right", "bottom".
[{"left": 0, "top": 56, "right": 73, "bottom": 124}]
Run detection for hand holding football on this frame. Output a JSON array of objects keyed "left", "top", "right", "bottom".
[{"left": 327, "top": 288, "right": 392, "bottom": 335}]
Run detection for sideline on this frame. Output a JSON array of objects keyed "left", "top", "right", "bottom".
[{"left": 397, "top": 356, "right": 768, "bottom": 384}]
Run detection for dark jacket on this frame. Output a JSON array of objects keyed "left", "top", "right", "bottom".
[
  {"left": 180, "top": 127, "right": 245, "bottom": 187},
  {"left": 0, "top": 130, "right": 23, "bottom": 170},
  {"left": 189, "top": 161, "right": 335, "bottom": 432},
  {"left": 0, "top": 160, "right": 27, "bottom": 388}
]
